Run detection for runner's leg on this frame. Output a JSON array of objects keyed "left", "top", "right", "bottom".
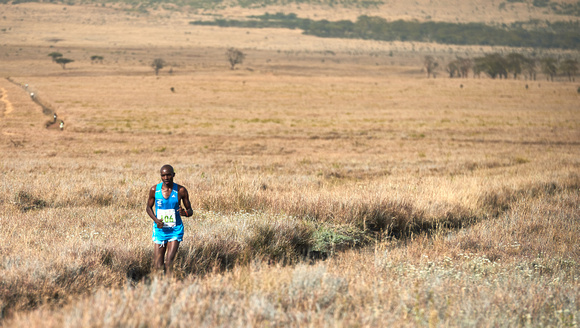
[
  {"left": 164, "top": 241, "right": 180, "bottom": 276},
  {"left": 154, "top": 243, "right": 167, "bottom": 272}
]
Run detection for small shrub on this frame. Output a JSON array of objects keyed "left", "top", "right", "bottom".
[
  {"left": 151, "top": 58, "right": 165, "bottom": 75},
  {"left": 514, "top": 156, "right": 530, "bottom": 164},
  {"left": 13, "top": 191, "right": 47, "bottom": 212},
  {"left": 226, "top": 47, "right": 245, "bottom": 70}
]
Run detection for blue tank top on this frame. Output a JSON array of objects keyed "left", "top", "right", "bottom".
[{"left": 154, "top": 183, "right": 183, "bottom": 227}]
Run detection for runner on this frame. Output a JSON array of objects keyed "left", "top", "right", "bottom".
[{"left": 146, "top": 164, "right": 193, "bottom": 276}]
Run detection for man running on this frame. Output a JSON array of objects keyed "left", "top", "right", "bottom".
[{"left": 146, "top": 164, "right": 193, "bottom": 276}]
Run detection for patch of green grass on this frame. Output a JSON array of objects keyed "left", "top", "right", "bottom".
[
  {"left": 310, "top": 224, "right": 366, "bottom": 253},
  {"left": 247, "top": 118, "right": 282, "bottom": 124},
  {"left": 513, "top": 156, "right": 530, "bottom": 164}
]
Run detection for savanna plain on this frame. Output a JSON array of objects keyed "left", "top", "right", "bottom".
[{"left": 0, "top": 2, "right": 579, "bottom": 327}]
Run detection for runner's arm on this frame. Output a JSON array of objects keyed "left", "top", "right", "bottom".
[
  {"left": 179, "top": 186, "right": 193, "bottom": 217},
  {"left": 147, "top": 186, "right": 164, "bottom": 228}
]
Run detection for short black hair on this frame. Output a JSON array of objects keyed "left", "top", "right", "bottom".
[{"left": 160, "top": 164, "right": 175, "bottom": 175}]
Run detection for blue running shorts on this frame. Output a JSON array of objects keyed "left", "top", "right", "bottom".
[{"left": 152, "top": 224, "right": 184, "bottom": 245}]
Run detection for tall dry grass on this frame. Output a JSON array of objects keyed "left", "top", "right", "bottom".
[
  {"left": 1, "top": 6, "right": 579, "bottom": 324},
  {"left": 1, "top": 152, "right": 578, "bottom": 323},
  {"left": 4, "top": 188, "right": 579, "bottom": 327}
]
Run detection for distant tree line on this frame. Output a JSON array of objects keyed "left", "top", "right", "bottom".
[
  {"left": 190, "top": 13, "right": 580, "bottom": 50},
  {"left": 427, "top": 53, "right": 578, "bottom": 81},
  {"left": 502, "top": 0, "right": 580, "bottom": 16},
  {"left": 548, "top": 0, "right": 580, "bottom": 16},
  {"left": 499, "top": 0, "right": 580, "bottom": 16}
]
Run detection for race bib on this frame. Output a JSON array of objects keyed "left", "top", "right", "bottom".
[{"left": 157, "top": 209, "right": 176, "bottom": 227}]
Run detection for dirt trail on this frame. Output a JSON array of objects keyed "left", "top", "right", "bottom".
[
  {"left": 0, "top": 87, "right": 17, "bottom": 137},
  {"left": 4, "top": 78, "right": 61, "bottom": 129},
  {"left": 0, "top": 87, "right": 15, "bottom": 118}
]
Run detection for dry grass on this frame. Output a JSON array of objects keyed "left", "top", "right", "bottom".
[
  {"left": 5, "top": 189, "right": 579, "bottom": 327},
  {"left": 1, "top": 2, "right": 579, "bottom": 326}
]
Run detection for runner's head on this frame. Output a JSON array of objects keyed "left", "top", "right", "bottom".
[{"left": 160, "top": 165, "right": 175, "bottom": 186}]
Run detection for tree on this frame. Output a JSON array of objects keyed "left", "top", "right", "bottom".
[
  {"left": 446, "top": 60, "right": 459, "bottom": 78},
  {"left": 473, "top": 54, "right": 508, "bottom": 79},
  {"left": 151, "top": 58, "right": 166, "bottom": 75},
  {"left": 424, "top": 55, "right": 438, "bottom": 78},
  {"left": 523, "top": 57, "right": 537, "bottom": 80},
  {"left": 487, "top": 53, "right": 508, "bottom": 79},
  {"left": 559, "top": 59, "right": 578, "bottom": 82},
  {"left": 48, "top": 52, "right": 63, "bottom": 62},
  {"left": 506, "top": 53, "right": 526, "bottom": 79},
  {"left": 541, "top": 57, "right": 558, "bottom": 81},
  {"left": 457, "top": 57, "right": 472, "bottom": 78},
  {"left": 91, "top": 55, "right": 104, "bottom": 64},
  {"left": 55, "top": 57, "right": 74, "bottom": 69},
  {"left": 226, "top": 48, "right": 245, "bottom": 70},
  {"left": 447, "top": 57, "right": 471, "bottom": 78},
  {"left": 473, "top": 57, "right": 486, "bottom": 78}
]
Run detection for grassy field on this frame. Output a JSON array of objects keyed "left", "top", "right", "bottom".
[{"left": 1, "top": 2, "right": 580, "bottom": 327}]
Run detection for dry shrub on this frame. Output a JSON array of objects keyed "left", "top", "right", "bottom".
[
  {"left": 477, "top": 173, "right": 580, "bottom": 218},
  {"left": 455, "top": 187, "right": 580, "bottom": 261},
  {"left": 0, "top": 246, "right": 137, "bottom": 318},
  {"left": 12, "top": 190, "right": 47, "bottom": 212},
  {"left": 176, "top": 211, "right": 312, "bottom": 276}
]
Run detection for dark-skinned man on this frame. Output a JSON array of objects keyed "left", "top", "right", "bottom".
[{"left": 146, "top": 164, "right": 193, "bottom": 276}]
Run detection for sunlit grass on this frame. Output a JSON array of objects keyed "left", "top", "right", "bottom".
[{"left": 0, "top": 3, "right": 579, "bottom": 325}]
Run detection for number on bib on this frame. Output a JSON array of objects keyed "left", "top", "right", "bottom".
[{"left": 157, "top": 209, "right": 176, "bottom": 227}]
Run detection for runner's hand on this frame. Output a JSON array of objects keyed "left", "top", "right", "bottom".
[
  {"left": 179, "top": 206, "right": 188, "bottom": 217},
  {"left": 155, "top": 220, "right": 164, "bottom": 229}
]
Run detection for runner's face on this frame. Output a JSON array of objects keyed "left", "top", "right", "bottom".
[{"left": 160, "top": 168, "right": 174, "bottom": 186}]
